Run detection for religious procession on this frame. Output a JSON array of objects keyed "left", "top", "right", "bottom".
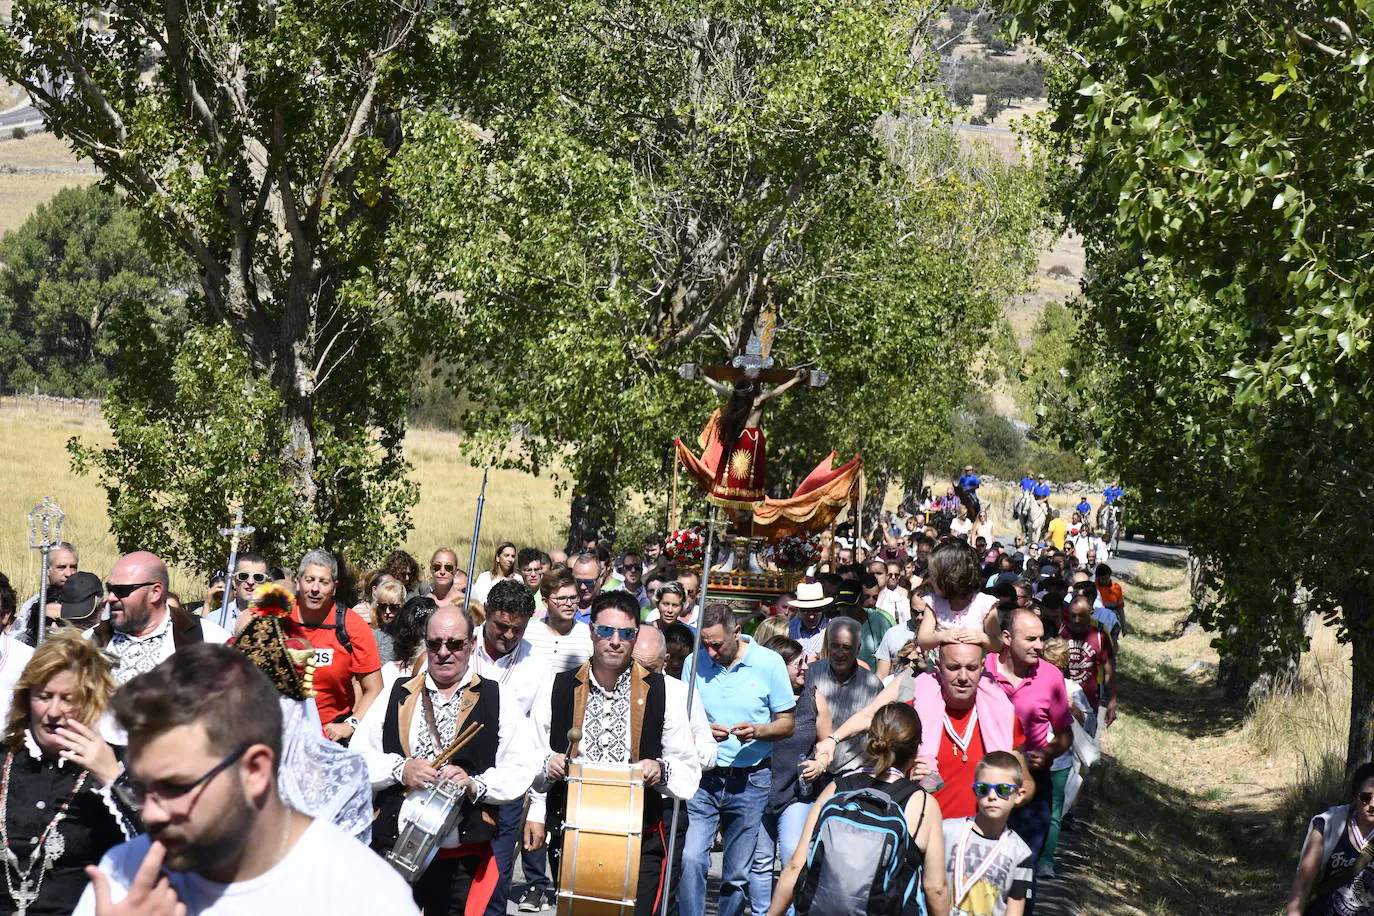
[
  {"left": 0, "top": 331, "right": 1131, "bottom": 916},
  {"left": 1, "top": 0, "right": 1370, "bottom": 911}
]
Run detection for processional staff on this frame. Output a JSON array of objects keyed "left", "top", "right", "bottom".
[
  {"left": 27, "top": 497, "right": 65, "bottom": 648},
  {"left": 216, "top": 507, "right": 256, "bottom": 631}
]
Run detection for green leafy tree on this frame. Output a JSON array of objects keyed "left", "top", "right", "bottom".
[
  {"left": 1005, "top": 0, "right": 1374, "bottom": 765},
  {"left": 1, "top": 0, "right": 445, "bottom": 567},
  {"left": 0, "top": 186, "right": 188, "bottom": 397},
  {"left": 385, "top": 1, "right": 1043, "bottom": 543}
]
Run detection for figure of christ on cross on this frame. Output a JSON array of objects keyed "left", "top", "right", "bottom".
[{"left": 698, "top": 370, "right": 808, "bottom": 534}]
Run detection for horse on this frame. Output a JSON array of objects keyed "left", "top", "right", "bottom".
[{"left": 1021, "top": 497, "right": 1049, "bottom": 546}]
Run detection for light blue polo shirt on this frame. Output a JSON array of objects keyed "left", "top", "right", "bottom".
[{"left": 691, "top": 636, "right": 796, "bottom": 768}]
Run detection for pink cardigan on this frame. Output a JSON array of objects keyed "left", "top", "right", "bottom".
[{"left": 909, "top": 670, "right": 1017, "bottom": 770}]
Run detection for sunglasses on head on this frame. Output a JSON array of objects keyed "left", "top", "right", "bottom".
[
  {"left": 106, "top": 581, "right": 156, "bottom": 599},
  {"left": 234, "top": 571, "right": 269, "bottom": 584},
  {"left": 426, "top": 637, "right": 470, "bottom": 653},
  {"left": 593, "top": 624, "right": 638, "bottom": 642},
  {"left": 432, "top": 563, "right": 455, "bottom": 572},
  {"left": 973, "top": 782, "right": 1020, "bottom": 799}
]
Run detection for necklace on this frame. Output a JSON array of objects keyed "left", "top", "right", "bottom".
[
  {"left": 953, "top": 819, "right": 1010, "bottom": 904},
  {"left": 944, "top": 710, "right": 979, "bottom": 763},
  {"left": 0, "top": 747, "right": 89, "bottom": 915}
]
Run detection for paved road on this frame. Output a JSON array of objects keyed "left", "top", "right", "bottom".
[
  {"left": 1108, "top": 537, "right": 1188, "bottom": 581},
  {"left": 0, "top": 103, "right": 44, "bottom": 135}
]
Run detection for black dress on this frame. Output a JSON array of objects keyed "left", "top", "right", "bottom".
[{"left": 0, "top": 736, "right": 139, "bottom": 916}]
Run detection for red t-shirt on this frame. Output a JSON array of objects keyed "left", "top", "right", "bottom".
[
  {"left": 293, "top": 605, "right": 381, "bottom": 727},
  {"left": 1060, "top": 624, "right": 1113, "bottom": 709},
  {"left": 932, "top": 705, "right": 1026, "bottom": 820}
]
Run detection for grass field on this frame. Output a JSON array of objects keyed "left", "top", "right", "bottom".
[
  {"left": 0, "top": 132, "right": 100, "bottom": 234},
  {"left": 0, "top": 397, "right": 566, "bottom": 603}
]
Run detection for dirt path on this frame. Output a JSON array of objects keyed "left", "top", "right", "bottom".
[{"left": 1055, "top": 553, "right": 1300, "bottom": 915}]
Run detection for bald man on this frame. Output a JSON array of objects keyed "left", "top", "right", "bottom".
[
  {"left": 634, "top": 626, "right": 716, "bottom": 770},
  {"left": 90, "top": 551, "right": 232, "bottom": 685}
]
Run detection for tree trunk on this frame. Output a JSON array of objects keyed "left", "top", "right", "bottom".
[
  {"left": 863, "top": 465, "right": 890, "bottom": 533},
  {"left": 901, "top": 467, "right": 925, "bottom": 513},
  {"left": 274, "top": 347, "right": 318, "bottom": 524},
  {"left": 567, "top": 456, "right": 618, "bottom": 553},
  {"left": 1346, "top": 583, "right": 1374, "bottom": 777}
]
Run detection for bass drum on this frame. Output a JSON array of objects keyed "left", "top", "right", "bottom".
[
  {"left": 556, "top": 761, "right": 644, "bottom": 916},
  {"left": 386, "top": 779, "right": 466, "bottom": 884}
]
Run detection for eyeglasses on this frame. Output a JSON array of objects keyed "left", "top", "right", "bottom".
[
  {"left": 234, "top": 571, "right": 269, "bottom": 584},
  {"left": 593, "top": 625, "right": 638, "bottom": 642},
  {"left": 377, "top": 603, "right": 402, "bottom": 614},
  {"left": 548, "top": 594, "right": 578, "bottom": 605},
  {"left": 432, "top": 563, "right": 456, "bottom": 572},
  {"left": 123, "top": 744, "right": 250, "bottom": 809},
  {"left": 522, "top": 565, "right": 542, "bottom": 574},
  {"left": 106, "top": 581, "right": 156, "bottom": 599},
  {"left": 973, "top": 782, "right": 1020, "bottom": 799},
  {"left": 575, "top": 578, "right": 598, "bottom": 589},
  {"left": 426, "top": 637, "right": 470, "bottom": 653}
]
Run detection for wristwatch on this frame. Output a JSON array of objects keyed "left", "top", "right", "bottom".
[{"left": 345, "top": 716, "right": 360, "bottom": 730}]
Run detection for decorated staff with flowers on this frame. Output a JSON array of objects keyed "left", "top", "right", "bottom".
[{"left": 0, "top": 630, "right": 138, "bottom": 915}]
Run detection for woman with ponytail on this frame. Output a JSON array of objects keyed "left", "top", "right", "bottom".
[{"left": 769, "top": 702, "right": 950, "bottom": 916}]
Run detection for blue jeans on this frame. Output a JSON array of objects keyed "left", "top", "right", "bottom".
[
  {"left": 748, "top": 801, "right": 814, "bottom": 916},
  {"left": 682, "top": 767, "right": 772, "bottom": 916}
]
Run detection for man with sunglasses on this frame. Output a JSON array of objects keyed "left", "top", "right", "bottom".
[
  {"left": 203, "top": 553, "right": 270, "bottom": 632},
  {"left": 528, "top": 591, "right": 700, "bottom": 916},
  {"left": 76, "top": 643, "right": 417, "bottom": 915},
  {"left": 570, "top": 553, "right": 601, "bottom": 624},
  {"left": 359, "top": 605, "right": 538, "bottom": 915},
  {"left": 90, "top": 552, "right": 232, "bottom": 686}
]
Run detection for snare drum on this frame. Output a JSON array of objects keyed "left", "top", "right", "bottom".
[
  {"left": 386, "top": 779, "right": 467, "bottom": 884},
  {"left": 556, "top": 761, "right": 644, "bottom": 916}
]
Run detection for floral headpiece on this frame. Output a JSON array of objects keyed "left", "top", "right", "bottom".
[{"left": 232, "top": 582, "right": 317, "bottom": 701}]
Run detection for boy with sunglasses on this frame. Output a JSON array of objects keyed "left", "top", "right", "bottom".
[{"left": 942, "top": 751, "right": 1035, "bottom": 916}]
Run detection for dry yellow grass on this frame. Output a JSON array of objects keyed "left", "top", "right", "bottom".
[
  {"left": 0, "top": 398, "right": 565, "bottom": 603},
  {"left": 0, "top": 133, "right": 100, "bottom": 234}
]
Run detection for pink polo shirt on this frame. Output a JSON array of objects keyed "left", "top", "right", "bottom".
[{"left": 983, "top": 654, "right": 1073, "bottom": 753}]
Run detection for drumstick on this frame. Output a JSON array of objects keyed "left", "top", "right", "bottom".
[
  {"left": 432, "top": 721, "right": 484, "bottom": 769},
  {"left": 567, "top": 726, "right": 582, "bottom": 758}
]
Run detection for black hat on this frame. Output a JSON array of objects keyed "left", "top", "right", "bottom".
[
  {"left": 59, "top": 572, "right": 103, "bottom": 621},
  {"left": 836, "top": 581, "right": 862, "bottom": 607}
]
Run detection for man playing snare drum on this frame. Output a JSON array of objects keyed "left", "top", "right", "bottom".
[{"left": 528, "top": 591, "right": 701, "bottom": 915}]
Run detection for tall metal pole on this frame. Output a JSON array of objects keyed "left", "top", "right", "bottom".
[
  {"left": 27, "top": 497, "right": 65, "bottom": 648},
  {"left": 660, "top": 505, "right": 719, "bottom": 916},
  {"left": 463, "top": 467, "right": 490, "bottom": 613},
  {"left": 217, "top": 507, "right": 255, "bottom": 630}
]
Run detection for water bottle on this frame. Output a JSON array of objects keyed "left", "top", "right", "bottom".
[{"left": 797, "top": 753, "right": 816, "bottom": 800}]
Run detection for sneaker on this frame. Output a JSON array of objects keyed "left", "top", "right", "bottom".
[
  {"left": 1036, "top": 862, "right": 1057, "bottom": 879},
  {"left": 518, "top": 888, "right": 547, "bottom": 912}
]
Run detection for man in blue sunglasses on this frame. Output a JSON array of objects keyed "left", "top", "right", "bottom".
[{"left": 529, "top": 591, "right": 701, "bottom": 916}]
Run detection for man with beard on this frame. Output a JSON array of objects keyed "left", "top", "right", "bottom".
[
  {"left": 75, "top": 643, "right": 415, "bottom": 915},
  {"left": 359, "top": 605, "right": 538, "bottom": 915},
  {"left": 91, "top": 552, "right": 232, "bottom": 686},
  {"left": 528, "top": 592, "right": 701, "bottom": 916}
]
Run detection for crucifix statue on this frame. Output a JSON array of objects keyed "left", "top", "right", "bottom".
[{"left": 678, "top": 310, "right": 828, "bottom": 538}]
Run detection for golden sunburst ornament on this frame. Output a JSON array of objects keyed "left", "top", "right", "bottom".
[{"left": 730, "top": 447, "right": 753, "bottom": 479}]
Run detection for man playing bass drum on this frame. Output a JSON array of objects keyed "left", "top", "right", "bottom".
[{"left": 527, "top": 591, "right": 702, "bottom": 915}]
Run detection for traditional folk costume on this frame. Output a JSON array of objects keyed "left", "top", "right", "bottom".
[
  {"left": 530, "top": 661, "right": 701, "bottom": 916},
  {"left": 0, "top": 733, "right": 138, "bottom": 916},
  {"left": 233, "top": 585, "right": 375, "bottom": 843},
  {"left": 359, "top": 665, "right": 537, "bottom": 916}
]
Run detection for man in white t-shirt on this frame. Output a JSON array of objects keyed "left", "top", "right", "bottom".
[
  {"left": 76, "top": 643, "right": 417, "bottom": 916},
  {"left": 523, "top": 569, "right": 593, "bottom": 674}
]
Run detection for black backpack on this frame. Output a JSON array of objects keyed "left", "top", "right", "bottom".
[{"left": 795, "top": 775, "right": 927, "bottom": 916}]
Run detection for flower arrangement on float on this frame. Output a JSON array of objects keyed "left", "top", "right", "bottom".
[
  {"left": 663, "top": 525, "right": 707, "bottom": 565},
  {"left": 773, "top": 532, "right": 821, "bottom": 570}
]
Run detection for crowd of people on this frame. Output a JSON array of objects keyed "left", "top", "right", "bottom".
[{"left": 0, "top": 492, "right": 1129, "bottom": 916}]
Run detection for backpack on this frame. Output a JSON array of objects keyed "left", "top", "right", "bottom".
[{"left": 794, "top": 776, "right": 927, "bottom": 916}]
